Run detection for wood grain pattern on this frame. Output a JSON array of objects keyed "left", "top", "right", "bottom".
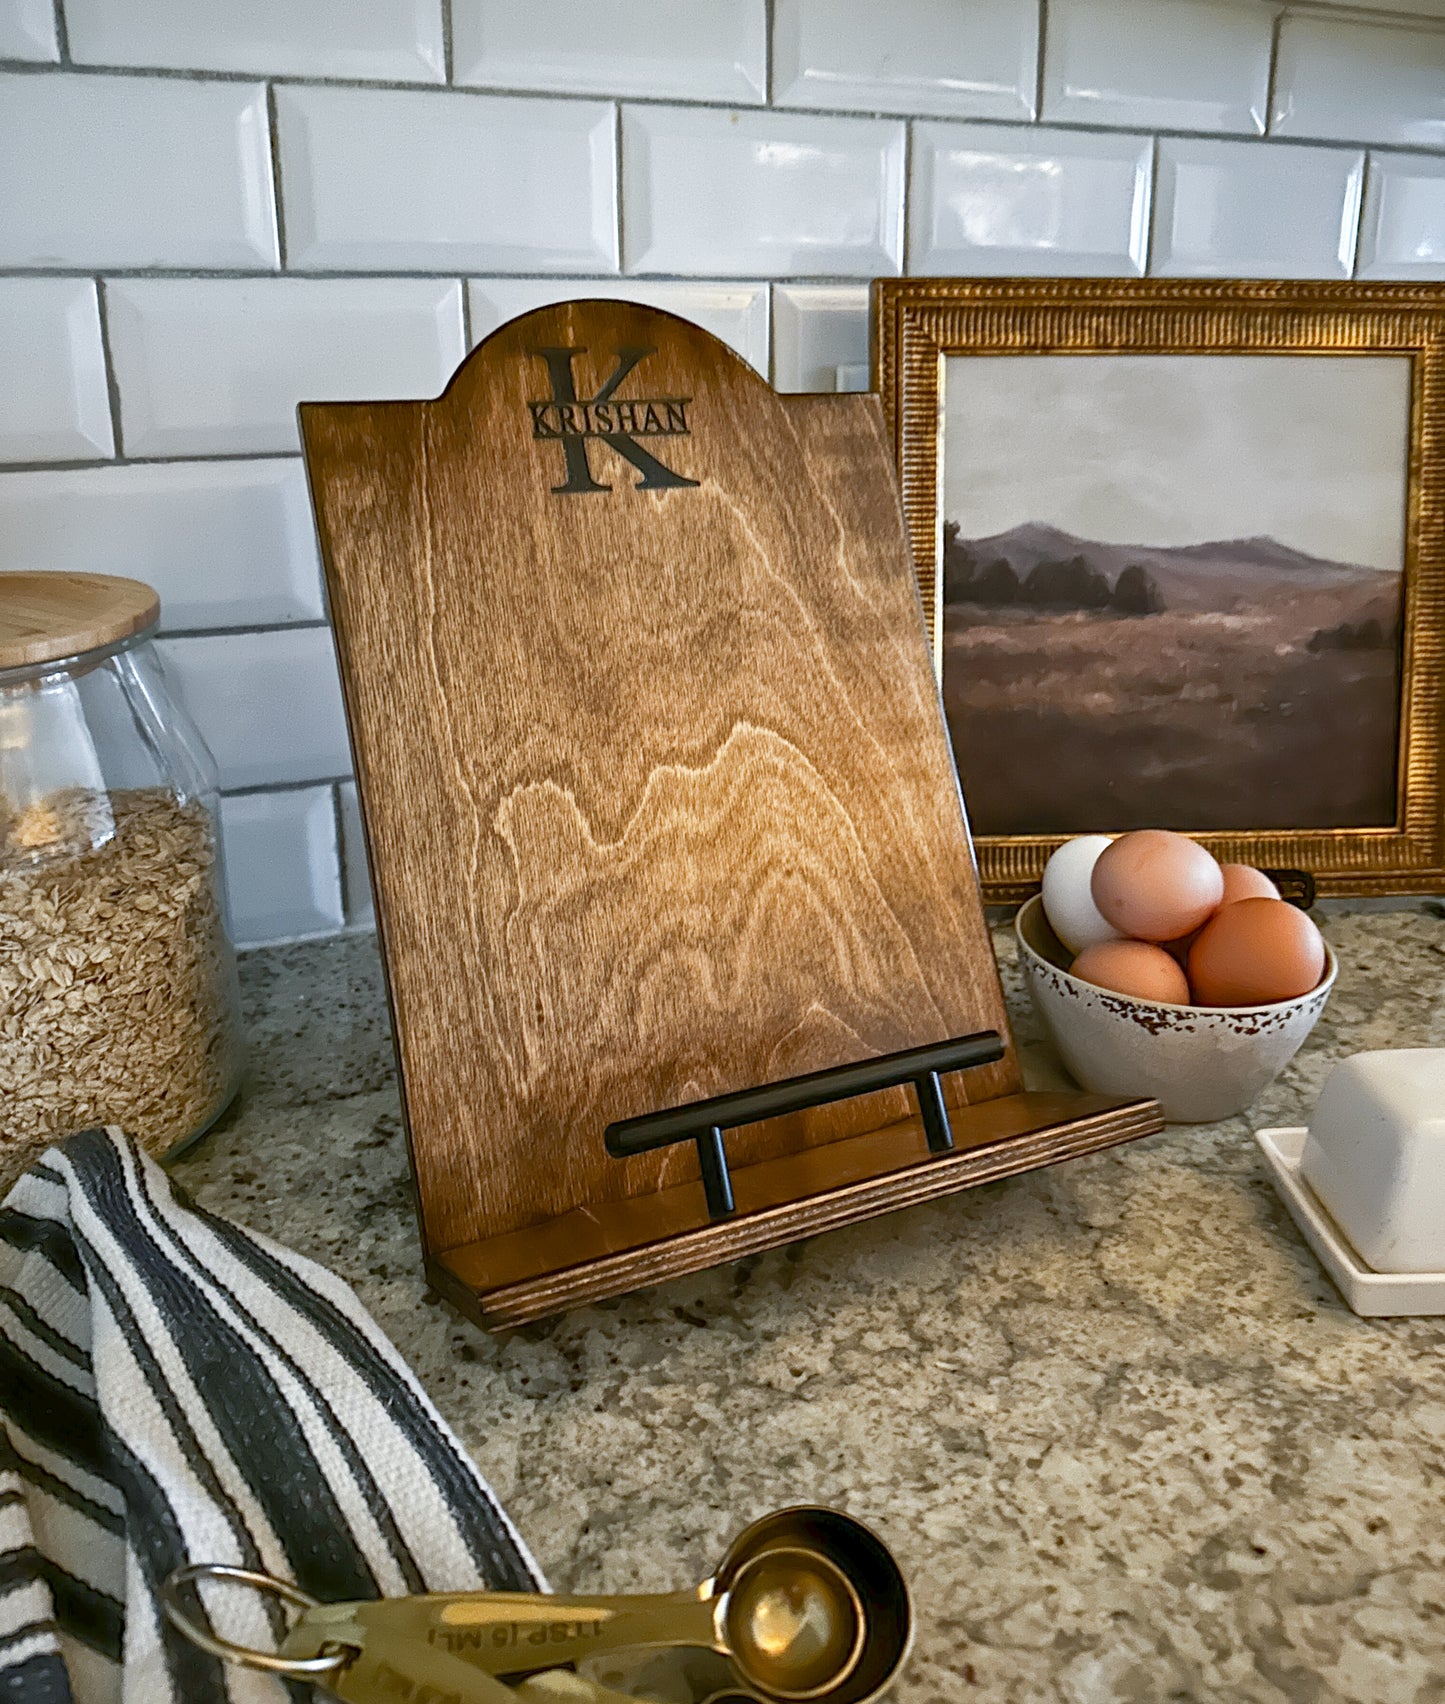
[
  {"left": 302, "top": 301, "right": 1026, "bottom": 1257},
  {"left": 872, "top": 276, "right": 1445, "bottom": 900}
]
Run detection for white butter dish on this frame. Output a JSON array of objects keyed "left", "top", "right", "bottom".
[
  {"left": 1254, "top": 1126, "right": 1445, "bottom": 1317},
  {"left": 1299, "top": 1049, "right": 1445, "bottom": 1273}
]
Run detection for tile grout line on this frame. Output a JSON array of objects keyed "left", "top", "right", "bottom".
[
  {"left": 0, "top": 449, "right": 312, "bottom": 474},
  {"left": 458, "top": 272, "right": 474, "bottom": 349},
  {"left": 221, "top": 776, "right": 354, "bottom": 800},
  {"left": 1263, "top": 6, "right": 1285, "bottom": 136},
  {"left": 441, "top": 0, "right": 454, "bottom": 86},
  {"left": 764, "top": 0, "right": 775, "bottom": 105},
  {"left": 1033, "top": 0, "right": 1047, "bottom": 123},
  {"left": 329, "top": 780, "right": 352, "bottom": 927},
  {"left": 0, "top": 55, "right": 1442, "bottom": 161},
  {"left": 1354, "top": 151, "right": 1378, "bottom": 280},
  {"left": 158, "top": 620, "right": 333, "bottom": 640},
  {"left": 0, "top": 266, "right": 904, "bottom": 283},
  {"left": 900, "top": 120, "right": 913, "bottom": 276},
  {"left": 49, "top": 0, "right": 68, "bottom": 63},
  {"left": 0, "top": 249, "right": 1429, "bottom": 284},
  {"left": 613, "top": 102, "right": 626, "bottom": 273},
  {"left": 1142, "top": 135, "right": 1160, "bottom": 277},
  {"left": 266, "top": 83, "right": 289, "bottom": 269},
  {"left": 1347, "top": 152, "right": 1369, "bottom": 278},
  {"left": 92, "top": 277, "right": 126, "bottom": 457}
]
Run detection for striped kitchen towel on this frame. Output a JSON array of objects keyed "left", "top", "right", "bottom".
[{"left": 0, "top": 1127, "right": 544, "bottom": 1704}]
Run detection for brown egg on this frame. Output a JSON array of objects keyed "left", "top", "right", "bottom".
[
  {"left": 1218, "top": 863, "right": 1281, "bottom": 906},
  {"left": 1071, "top": 940, "right": 1192, "bottom": 1005},
  {"left": 1090, "top": 829, "right": 1224, "bottom": 942},
  {"left": 1187, "top": 897, "right": 1326, "bottom": 1007}
]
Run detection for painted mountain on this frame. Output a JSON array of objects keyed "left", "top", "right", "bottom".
[
  {"left": 939, "top": 522, "right": 1404, "bottom": 836},
  {"left": 945, "top": 521, "right": 1400, "bottom": 625}
]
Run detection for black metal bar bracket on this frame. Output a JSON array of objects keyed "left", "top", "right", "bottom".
[
  {"left": 604, "top": 1029, "right": 1005, "bottom": 1222},
  {"left": 1261, "top": 867, "right": 1316, "bottom": 910}
]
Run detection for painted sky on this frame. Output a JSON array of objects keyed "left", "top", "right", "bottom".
[{"left": 943, "top": 353, "right": 1411, "bottom": 572}]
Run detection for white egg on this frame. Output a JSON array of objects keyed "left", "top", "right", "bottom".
[{"left": 1041, "top": 834, "right": 1123, "bottom": 955}]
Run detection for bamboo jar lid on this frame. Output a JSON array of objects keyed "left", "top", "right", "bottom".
[{"left": 0, "top": 572, "right": 161, "bottom": 671}]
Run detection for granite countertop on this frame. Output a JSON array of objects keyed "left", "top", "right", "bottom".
[{"left": 172, "top": 908, "right": 1445, "bottom": 1704}]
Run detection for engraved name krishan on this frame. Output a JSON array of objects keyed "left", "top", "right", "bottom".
[
  {"left": 527, "top": 344, "right": 699, "bottom": 495},
  {"left": 529, "top": 396, "right": 690, "bottom": 441}
]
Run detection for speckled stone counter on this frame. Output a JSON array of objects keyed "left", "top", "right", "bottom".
[{"left": 171, "top": 908, "right": 1445, "bottom": 1704}]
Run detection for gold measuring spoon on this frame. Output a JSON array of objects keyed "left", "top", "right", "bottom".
[
  {"left": 159, "top": 1563, "right": 651, "bottom": 1704},
  {"left": 278, "top": 1506, "right": 910, "bottom": 1704}
]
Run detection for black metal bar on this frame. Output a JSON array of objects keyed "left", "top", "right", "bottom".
[
  {"left": 915, "top": 1069, "right": 953, "bottom": 1154},
  {"left": 606, "top": 1031, "right": 1004, "bottom": 1153},
  {"left": 696, "top": 1126, "right": 734, "bottom": 1218},
  {"left": 1262, "top": 868, "right": 1316, "bottom": 910},
  {"left": 605, "top": 1029, "right": 1004, "bottom": 1222}
]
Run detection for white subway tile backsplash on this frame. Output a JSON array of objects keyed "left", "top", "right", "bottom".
[
  {"left": 1152, "top": 136, "right": 1364, "bottom": 278},
  {"left": 220, "top": 787, "right": 344, "bottom": 947},
  {"left": 623, "top": 106, "right": 905, "bottom": 278},
  {"left": 8, "top": 0, "right": 1440, "bottom": 949},
  {"left": 0, "top": 461, "right": 324, "bottom": 629},
  {"left": 910, "top": 122, "right": 1151, "bottom": 276},
  {"left": 158, "top": 628, "right": 351, "bottom": 791},
  {"left": 467, "top": 279, "right": 769, "bottom": 374},
  {"left": 0, "top": 73, "right": 278, "bottom": 269},
  {"left": 772, "top": 0, "right": 1036, "bottom": 121},
  {"left": 771, "top": 284, "right": 869, "bottom": 392},
  {"left": 453, "top": 0, "right": 765, "bottom": 103},
  {"left": 0, "top": 0, "right": 58, "bottom": 60},
  {"left": 64, "top": 0, "right": 445, "bottom": 82},
  {"left": 105, "top": 278, "right": 466, "bottom": 456},
  {"left": 337, "top": 781, "right": 375, "bottom": 928},
  {"left": 1357, "top": 152, "right": 1445, "bottom": 279},
  {"left": 1272, "top": 16, "right": 1445, "bottom": 149},
  {"left": 1042, "top": 0, "right": 1270, "bottom": 134},
  {"left": 275, "top": 86, "right": 618, "bottom": 273},
  {"left": 0, "top": 280, "right": 114, "bottom": 463}
]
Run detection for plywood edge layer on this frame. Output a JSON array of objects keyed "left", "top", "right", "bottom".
[{"left": 432, "top": 1092, "right": 1162, "bottom": 1330}]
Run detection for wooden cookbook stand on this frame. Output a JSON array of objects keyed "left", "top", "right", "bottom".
[{"left": 299, "top": 302, "right": 1160, "bottom": 1331}]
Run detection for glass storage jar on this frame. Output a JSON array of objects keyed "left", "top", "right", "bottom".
[{"left": 1, "top": 572, "right": 241, "bottom": 1181}]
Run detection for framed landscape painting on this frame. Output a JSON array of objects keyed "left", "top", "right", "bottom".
[{"left": 873, "top": 278, "right": 1445, "bottom": 900}]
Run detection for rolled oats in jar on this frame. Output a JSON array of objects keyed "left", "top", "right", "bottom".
[{"left": 1, "top": 573, "right": 242, "bottom": 1186}]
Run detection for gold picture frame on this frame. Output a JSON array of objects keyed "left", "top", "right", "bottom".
[{"left": 872, "top": 276, "right": 1445, "bottom": 902}]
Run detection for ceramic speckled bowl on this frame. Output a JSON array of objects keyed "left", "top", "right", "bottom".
[{"left": 1015, "top": 894, "right": 1337, "bottom": 1124}]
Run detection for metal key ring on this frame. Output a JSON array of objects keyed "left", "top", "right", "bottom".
[{"left": 160, "top": 1563, "right": 350, "bottom": 1679}]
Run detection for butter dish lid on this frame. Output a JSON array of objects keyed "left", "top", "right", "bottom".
[{"left": 0, "top": 571, "right": 161, "bottom": 671}]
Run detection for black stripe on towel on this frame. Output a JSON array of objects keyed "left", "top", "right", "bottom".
[
  {"left": 181, "top": 1186, "right": 540, "bottom": 1590},
  {"left": 5, "top": 1448, "right": 122, "bottom": 1538},
  {"left": 44, "top": 1564, "right": 121, "bottom": 1663},
  {"left": 0, "top": 1341, "right": 106, "bottom": 1484},
  {"left": 0, "top": 1621, "right": 56, "bottom": 1660},
  {"left": 0, "top": 1650, "right": 73, "bottom": 1704},
  {"left": 130, "top": 1152, "right": 429, "bottom": 1595},
  {"left": 0, "top": 1287, "right": 87, "bottom": 1370},
  {"left": 0, "top": 1551, "right": 120, "bottom": 1663},
  {"left": 41, "top": 1219, "right": 270, "bottom": 1701},
  {"left": 0, "top": 1548, "right": 45, "bottom": 1597},
  {"left": 66, "top": 1133, "right": 383, "bottom": 1606},
  {"left": 0, "top": 1214, "right": 85, "bottom": 1297}
]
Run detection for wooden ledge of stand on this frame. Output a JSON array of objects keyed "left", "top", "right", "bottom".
[{"left": 430, "top": 1090, "right": 1162, "bottom": 1331}]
